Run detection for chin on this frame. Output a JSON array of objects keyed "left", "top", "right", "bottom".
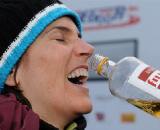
[
  {"left": 83, "top": 106, "right": 92, "bottom": 114},
  {"left": 76, "top": 100, "right": 93, "bottom": 114}
]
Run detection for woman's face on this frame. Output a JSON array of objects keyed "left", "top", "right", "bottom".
[{"left": 15, "top": 17, "right": 94, "bottom": 121}]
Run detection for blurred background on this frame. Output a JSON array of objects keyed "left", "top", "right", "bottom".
[{"left": 62, "top": 0, "right": 160, "bottom": 129}]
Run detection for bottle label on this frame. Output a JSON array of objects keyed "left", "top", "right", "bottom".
[{"left": 128, "top": 63, "right": 160, "bottom": 99}]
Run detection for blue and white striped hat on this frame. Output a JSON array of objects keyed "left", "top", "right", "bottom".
[{"left": 0, "top": 0, "right": 82, "bottom": 91}]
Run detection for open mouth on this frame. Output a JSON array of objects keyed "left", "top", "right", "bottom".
[{"left": 67, "top": 68, "right": 88, "bottom": 85}]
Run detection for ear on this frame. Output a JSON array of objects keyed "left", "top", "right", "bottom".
[{"left": 5, "top": 68, "right": 17, "bottom": 86}]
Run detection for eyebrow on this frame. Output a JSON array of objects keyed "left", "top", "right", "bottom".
[{"left": 44, "top": 26, "right": 81, "bottom": 38}]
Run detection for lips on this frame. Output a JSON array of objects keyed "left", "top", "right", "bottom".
[{"left": 67, "top": 68, "right": 88, "bottom": 85}]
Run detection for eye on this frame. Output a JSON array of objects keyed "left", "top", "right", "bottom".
[
  {"left": 48, "top": 31, "right": 65, "bottom": 42},
  {"left": 55, "top": 38, "right": 65, "bottom": 42}
]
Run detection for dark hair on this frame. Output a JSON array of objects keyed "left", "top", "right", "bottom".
[
  {"left": 1, "top": 84, "right": 32, "bottom": 108},
  {"left": 1, "top": 59, "right": 32, "bottom": 108}
]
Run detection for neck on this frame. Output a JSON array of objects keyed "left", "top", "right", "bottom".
[{"left": 32, "top": 106, "right": 76, "bottom": 130}]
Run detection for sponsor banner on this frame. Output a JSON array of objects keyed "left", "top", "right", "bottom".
[
  {"left": 121, "top": 112, "right": 136, "bottom": 123},
  {"left": 77, "top": 5, "right": 140, "bottom": 31}
]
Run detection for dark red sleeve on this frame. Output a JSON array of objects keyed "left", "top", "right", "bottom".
[{"left": 0, "top": 94, "right": 39, "bottom": 130}]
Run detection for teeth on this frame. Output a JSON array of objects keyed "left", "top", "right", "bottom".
[{"left": 68, "top": 68, "right": 88, "bottom": 78}]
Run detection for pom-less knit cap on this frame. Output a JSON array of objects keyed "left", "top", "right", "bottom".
[{"left": 0, "top": 0, "right": 82, "bottom": 91}]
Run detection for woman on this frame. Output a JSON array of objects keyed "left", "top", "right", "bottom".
[{"left": 0, "top": 0, "right": 94, "bottom": 130}]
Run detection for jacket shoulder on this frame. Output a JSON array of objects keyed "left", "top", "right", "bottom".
[{"left": 0, "top": 94, "right": 39, "bottom": 130}]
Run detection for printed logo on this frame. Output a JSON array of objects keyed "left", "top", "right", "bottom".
[
  {"left": 121, "top": 112, "right": 136, "bottom": 123},
  {"left": 95, "top": 112, "right": 105, "bottom": 121},
  {"left": 77, "top": 5, "right": 140, "bottom": 31},
  {"left": 139, "top": 67, "right": 160, "bottom": 89}
]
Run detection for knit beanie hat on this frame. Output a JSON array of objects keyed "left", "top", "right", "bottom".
[{"left": 0, "top": 0, "right": 82, "bottom": 91}]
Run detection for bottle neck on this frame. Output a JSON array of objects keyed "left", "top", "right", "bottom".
[
  {"left": 107, "top": 60, "right": 116, "bottom": 78},
  {"left": 98, "top": 60, "right": 116, "bottom": 78},
  {"left": 88, "top": 54, "right": 115, "bottom": 79}
]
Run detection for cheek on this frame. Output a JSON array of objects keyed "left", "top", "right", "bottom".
[
  {"left": 19, "top": 43, "right": 74, "bottom": 99},
  {"left": 32, "top": 45, "right": 71, "bottom": 75},
  {"left": 19, "top": 48, "right": 68, "bottom": 91}
]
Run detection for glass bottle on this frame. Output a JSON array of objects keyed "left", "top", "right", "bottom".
[{"left": 89, "top": 54, "right": 160, "bottom": 118}]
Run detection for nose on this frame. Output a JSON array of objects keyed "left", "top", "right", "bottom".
[{"left": 74, "top": 39, "right": 94, "bottom": 58}]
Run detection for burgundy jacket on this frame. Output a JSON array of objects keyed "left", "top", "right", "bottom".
[
  {"left": 0, "top": 94, "right": 39, "bottom": 130},
  {"left": 0, "top": 93, "right": 87, "bottom": 130}
]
